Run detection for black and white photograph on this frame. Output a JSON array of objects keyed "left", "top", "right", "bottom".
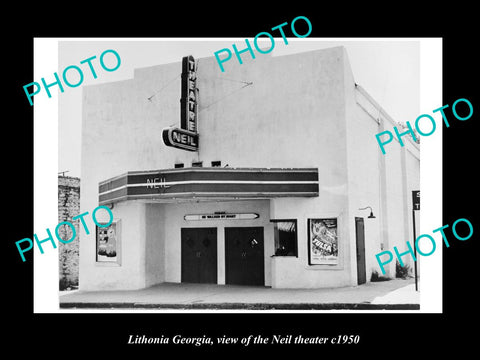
[
  {"left": 7, "top": 8, "right": 479, "bottom": 356},
  {"left": 46, "top": 38, "right": 428, "bottom": 311}
]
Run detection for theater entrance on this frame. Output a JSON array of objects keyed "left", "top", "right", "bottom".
[
  {"left": 225, "top": 227, "right": 265, "bottom": 286},
  {"left": 181, "top": 228, "right": 217, "bottom": 284}
]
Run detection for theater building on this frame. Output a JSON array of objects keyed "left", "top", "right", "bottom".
[{"left": 79, "top": 46, "right": 419, "bottom": 291}]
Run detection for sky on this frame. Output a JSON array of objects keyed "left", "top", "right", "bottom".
[{"left": 56, "top": 38, "right": 421, "bottom": 178}]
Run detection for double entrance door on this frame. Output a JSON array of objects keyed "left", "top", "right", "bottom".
[
  {"left": 181, "top": 228, "right": 217, "bottom": 284},
  {"left": 225, "top": 227, "right": 264, "bottom": 286},
  {"left": 181, "top": 227, "right": 264, "bottom": 286}
]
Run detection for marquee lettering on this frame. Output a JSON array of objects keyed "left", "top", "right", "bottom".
[
  {"left": 146, "top": 177, "right": 170, "bottom": 189},
  {"left": 162, "top": 55, "right": 199, "bottom": 152}
]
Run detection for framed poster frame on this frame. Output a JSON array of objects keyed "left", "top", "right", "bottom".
[
  {"left": 307, "top": 217, "right": 338, "bottom": 265},
  {"left": 96, "top": 219, "right": 121, "bottom": 265}
]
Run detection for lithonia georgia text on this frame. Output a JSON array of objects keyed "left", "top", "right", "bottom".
[{"left": 127, "top": 334, "right": 360, "bottom": 346}]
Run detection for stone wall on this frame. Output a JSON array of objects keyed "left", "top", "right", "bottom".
[{"left": 58, "top": 176, "right": 80, "bottom": 290}]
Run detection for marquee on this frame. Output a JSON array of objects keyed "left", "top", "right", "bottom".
[{"left": 98, "top": 167, "right": 319, "bottom": 205}]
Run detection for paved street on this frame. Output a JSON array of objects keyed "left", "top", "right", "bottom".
[{"left": 59, "top": 278, "right": 419, "bottom": 310}]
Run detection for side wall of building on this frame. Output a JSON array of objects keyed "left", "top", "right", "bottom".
[
  {"left": 353, "top": 85, "right": 420, "bottom": 279},
  {"left": 343, "top": 49, "right": 382, "bottom": 285}
]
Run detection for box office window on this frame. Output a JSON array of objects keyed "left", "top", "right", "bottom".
[
  {"left": 271, "top": 220, "right": 298, "bottom": 256},
  {"left": 96, "top": 220, "right": 121, "bottom": 264}
]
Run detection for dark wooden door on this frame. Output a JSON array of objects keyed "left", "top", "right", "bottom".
[
  {"left": 225, "top": 227, "right": 264, "bottom": 286},
  {"left": 181, "top": 228, "right": 217, "bottom": 284},
  {"left": 355, "top": 217, "right": 366, "bottom": 285}
]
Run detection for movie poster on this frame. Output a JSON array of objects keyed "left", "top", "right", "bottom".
[
  {"left": 96, "top": 222, "right": 118, "bottom": 262},
  {"left": 308, "top": 218, "right": 338, "bottom": 265}
]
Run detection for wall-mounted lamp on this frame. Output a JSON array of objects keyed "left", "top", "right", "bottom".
[{"left": 359, "top": 206, "right": 376, "bottom": 219}]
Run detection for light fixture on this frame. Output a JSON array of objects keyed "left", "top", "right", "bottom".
[{"left": 359, "top": 206, "right": 376, "bottom": 219}]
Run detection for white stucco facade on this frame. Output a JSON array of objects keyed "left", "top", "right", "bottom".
[{"left": 79, "top": 46, "right": 419, "bottom": 291}]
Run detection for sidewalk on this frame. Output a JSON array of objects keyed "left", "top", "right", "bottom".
[{"left": 59, "top": 278, "right": 419, "bottom": 310}]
